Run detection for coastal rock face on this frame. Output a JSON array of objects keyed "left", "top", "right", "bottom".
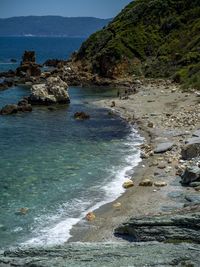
[
  {"left": 16, "top": 50, "right": 41, "bottom": 78},
  {"left": 115, "top": 207, "right": 200, "bottom": 243},
  {"left": 30, "top": 76, "right": 70, "bottom": 105},
  {"left": 1, "top": 242, "right": 200, "bottom": 266}
]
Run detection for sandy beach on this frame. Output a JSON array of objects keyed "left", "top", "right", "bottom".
[{"left": 69, "top": 78, "right": 200, "bottom": 242}]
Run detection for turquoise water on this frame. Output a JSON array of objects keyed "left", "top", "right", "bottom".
[{"left": 0, "top": 37, "right": 142, "bottom": 249}]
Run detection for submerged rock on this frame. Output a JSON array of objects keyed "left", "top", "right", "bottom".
[
  {"left": 0, "top": 104, "right": 18, "bottom": 115},
  {"left": 74, "top": 112, "right": 90, "bottom": 120},
  {"left": 30, "top": 76, "right": 70, "bottom": 105}
]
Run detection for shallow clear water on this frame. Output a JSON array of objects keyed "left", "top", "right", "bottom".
[
  {"left": 0, "top": 85, "right": 142, "bottom": 249},
  {"left": 0, "top": 36, "right": 142, "bottom": 249}
]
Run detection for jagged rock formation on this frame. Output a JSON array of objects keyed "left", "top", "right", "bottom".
[
  {"left": 29, "top": 76, "right": 70, "bottom": 105},
  {"left": 16, "top": 50, "right": 41, "bottom": 78},
  {"left": 72, "top": 0, "right": 200, "bottom": 89},
  {"left": 115, "top": 205, "right": 200, "bottom": 243}
]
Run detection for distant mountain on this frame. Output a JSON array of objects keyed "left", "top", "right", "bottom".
[{"left": 0, "top": 16, "right": 112, "bottom": 37}]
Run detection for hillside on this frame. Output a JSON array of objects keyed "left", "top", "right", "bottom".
[
  {"left": 73, "top": 0, "right": 200, "bottom": 89},
  {"left": 0, "top": 16, "right": 111, "bottom": 37}
]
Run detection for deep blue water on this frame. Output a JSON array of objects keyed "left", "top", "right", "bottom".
[
  {"left": 0, "top": 36, "right": 85, "bottom": 72},
  {"left": 0, "top": 37, "right": 142, "bottom": 249}
]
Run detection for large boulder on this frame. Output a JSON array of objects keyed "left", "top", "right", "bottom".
[
  {"left": 30, "top": 76, "right": 70, "bottom": 105},
  {"left": 181, "top": 165, "right": 200, "bottom": 185}
]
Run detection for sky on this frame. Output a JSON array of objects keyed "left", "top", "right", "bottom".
[{"left": 0, "top": 0, "right": 133, "bottom": 19}]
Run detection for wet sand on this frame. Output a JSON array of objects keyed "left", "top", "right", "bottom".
[{"left": 69, "top": 78, "right": 200, "bottom": 242}]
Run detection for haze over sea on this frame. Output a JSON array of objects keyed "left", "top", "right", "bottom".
[{"left": 0, "top": 37, "right": 142, "bottom": 249}]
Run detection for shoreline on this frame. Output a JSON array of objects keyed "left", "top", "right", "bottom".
[{"left": 69, "top": 78, "right": 200, "bottom": 242}]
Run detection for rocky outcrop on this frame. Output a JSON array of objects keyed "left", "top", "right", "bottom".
[
  {"left": 29, "top": 76, "right": 70, "bottom": 105},
  {"left": 0, "top": 101, "right": 32, "bottom": 115},
  {"left": 115, "top": 206, "right": 200, "bottom": 243},
  {"left": 1, "top": 242, "right": 200, "bottom": 266},
  {"left": 43, "top": 59, "right": 65, "bottom": 68},
  {"left": 16, "top": 50, "right": 41, "bottom": 78}
]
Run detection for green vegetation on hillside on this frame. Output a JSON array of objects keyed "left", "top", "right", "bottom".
[{"left": 74, "top": 0, "right": 200, "bottom": 89}]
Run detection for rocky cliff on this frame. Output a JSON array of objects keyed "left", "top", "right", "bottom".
[{"left": 72, "top": 0, "right": 200, "bottom": 89}]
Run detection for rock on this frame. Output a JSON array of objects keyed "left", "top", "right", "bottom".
[
  {"left": 182, "top": 166, "right": 200, "bottom": 185},
  {"left": 185, "top": 194, "right": 200, "bottom": 204},
  {"left": 43, "top": 59, "right": 64, "bottom": 67},
  {"left": 113, "top": 202, "right": 121, "bottom": 207},
  {"left": 17, "top": 104, "right": 32, "bottom": 112},
  {"left": 154, "top": 182, "right": 167, "bottom": 187},
  {"left": 147, "top": 122, "right": 153, "bottom": 128},
  {"left": 30, "top": 76, "right": 70, "bottom": 105},
  {"left": 190, "top": 182, "right": 200, "bottom": 188},
  {"left": 85, "top": 212, "right": 95, "bottom": 221},
  {"left": 123, "top": 181, "right": 134, "bottom": 188},
  {"left": 18, "top": 98, "right": 28, "bottom": 106},
  {"left": 1, "top": 243, "right": 200, "bottom": 266},
  {"left": 157, "top": 163, "right": 166, "bottom": 169},
  {"left": 74, "top": 112, "right": 90, "bottom": 120},
  {"left": 193, "top": 129, "right": 200, "bottom": 137},
  {"left": 108, "top": 110, "right": 117, "bottom": 116},
  {"left": 0, "top": 104, "right": 18, "bottom": 115},
  {"left": 16, "top": 50, "right": 41, "bottom": 78},
  {"left": 10, "top": 58, "right": 17, "bottom": 62},
  {"left": 154, "top": 142, "right": 174, "bottom": 153},
  {"left": 139, "top": 179, "right": 153, "bottom": 186},
  {"left": 115, "top": 207, "right": 200, "bottom": 243},
  {"left": 181, "top": 142, "right": 200, "bottom": 160}
]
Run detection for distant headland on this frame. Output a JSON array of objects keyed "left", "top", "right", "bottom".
[{"left": 0, "top": 16, "right": 112, "bottom": 37}]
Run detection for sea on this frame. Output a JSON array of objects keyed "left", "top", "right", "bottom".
[{"left": 0, "top": 37, "right": 142, "bottom": 250}]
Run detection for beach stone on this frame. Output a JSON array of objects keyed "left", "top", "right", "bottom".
[
  {"left": 189, "top": 182, "right": 200, "bottom": 187},
  {"left": 181, "top": 142, "right": 200, "bottom": 160},
  {"left": 157, "top": 163, "right": 166, "bottom": 169},
  {"left": 123, "top": 181, "right": 134, "bottom": 188},
  {"left": 154, "top": 182, "right": 167, "bottom": 187},
  {"left": 85, "top": 212, "right": 95, "bottom": 221},
  {"left": 147, "top": 122, "right": 153, "bottom": 128},
  {"left": 154, "top": 142, "right": 174, "bottom": 153},
  {"left": 193, "top": 129, "right": 200, "bottom": 137},
  {"left": 181, "top": 166, "right": 200, "bottom": 185},
  {"left": 108, "top": 110, "right": 117, "bottom": 116},
  {"left": 17, "top": 104, "right": 32, "bottom": 112},
  {"left": 74, "top": 112, "right": 90, "bottom": 120},
  {"left": 139, "top": 179, "right": 153, "bottom": 186},
  {"left": 113, "top": 202, "right": 121, "bottom": 207},
  {"left": 30, "top": 76, "right": 70, "bottom": 105},
  {"left": 0, "top": 104, "right": 18, "bottom": 115}
]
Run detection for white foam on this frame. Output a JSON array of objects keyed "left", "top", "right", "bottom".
[{"left": 23, "top": 127, "right": 143, "bottom": 247}]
